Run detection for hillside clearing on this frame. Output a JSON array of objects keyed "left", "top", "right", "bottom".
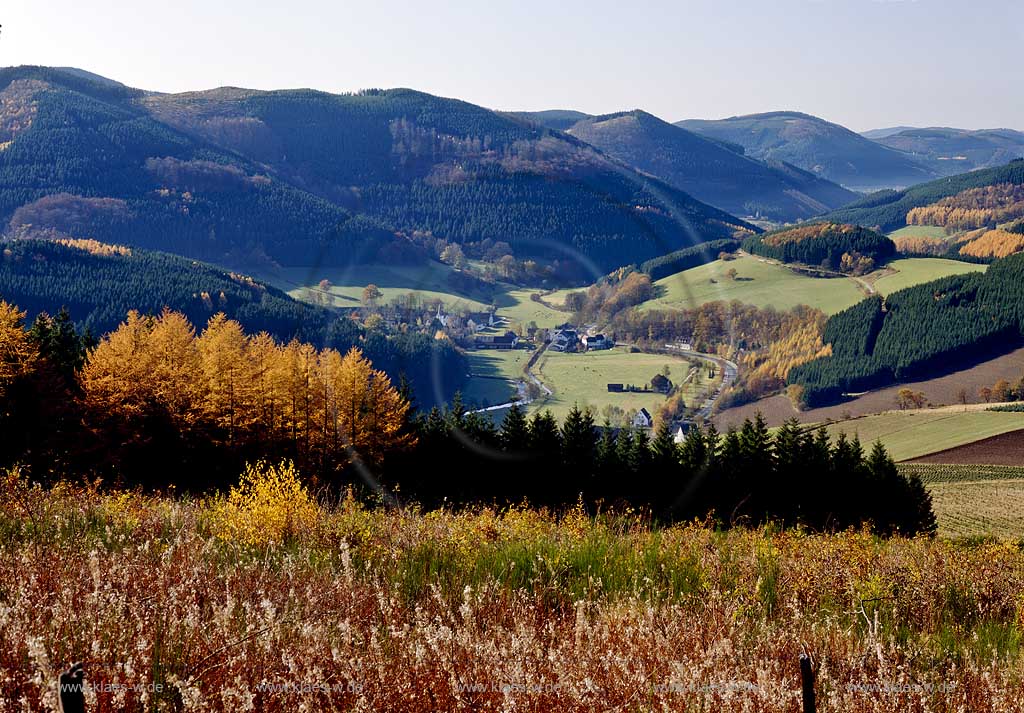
[
  {"left": 642, "top": 254, "right": 866, "bottom": 315},
  {"left": 252, "top": 262, "right": 495, "bottom": 311},
  {"left": 888, "top": 225, "right": 951, "bottom": 240},
  {"left": 872, "top": 258, "right": 987, "bottom": 295}
]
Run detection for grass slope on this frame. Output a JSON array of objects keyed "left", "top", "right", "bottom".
[
  {"left": 824, "top": 410, "right": 1024, "bottom": 462},
  {"left": 872, "top": 258, "right": 987, "bottom": 296},
  {"left": 252, "top": 262, "right": 494, "bottom": 311},
  {"left": 643, "top": 254, "right": 866, "bottom": 314}
]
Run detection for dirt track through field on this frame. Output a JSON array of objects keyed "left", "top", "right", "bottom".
[{"left": 908, "top": 429, "right": 1024, "bottom": 465}]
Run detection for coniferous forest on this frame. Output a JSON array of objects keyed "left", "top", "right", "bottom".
[
  {"left": 789, "top": 251, "right": 1024, "bottom": 406},
  {"left": 0, "top": 240, "right": 467, "bottom": 404},
  {"left": 0, "top": 67, "right": 754, "bottom": 275}
]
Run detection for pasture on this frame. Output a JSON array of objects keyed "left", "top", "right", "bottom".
[
  {"left": 888, "top": 224, "right": 951, "bottom": 240},
  {"left": 462, "top": 348, "right": 531, "bottom": 407},
  {"left": 531, "top": 347, "right": 709, "bottom": 421},
  {"left": 253, "top": 262, "right": 495, "bottom": 311},
  {"left": 642, "top": 254, "right": 866, "bottom": 315},
  {"left": 823, "top": 409, "right": 1024, "bottom": 462},
  {"left": 872, "top": 258, "right": 987, "bottom": 296}
]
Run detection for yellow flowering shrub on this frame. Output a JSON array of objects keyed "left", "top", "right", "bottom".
[{"left": 211, "top": 460, "right": 320, "bottom": 546}]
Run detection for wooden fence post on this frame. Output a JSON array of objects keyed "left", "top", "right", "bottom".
[
  {"left": 58, "top": 663, "right": 86, "bottom": 713},
  {"left": 799, "top": 653, "right": 816, "bottom": 713}
]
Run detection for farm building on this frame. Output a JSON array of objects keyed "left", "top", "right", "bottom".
[
  {"left": 582, "top": 334, "right": 611, "bottom": 350},
  {"left": 474, "top": 331, "right": 519, "bottom": 350},
  {"left": 550, "top": 328, "right": 579, "bottom": 352},
  {"left": 650, "top": 373, "right": 672, "bottom": 394},
  {"left": 632, "top": 408, "right": 653, "bottom": 429}
]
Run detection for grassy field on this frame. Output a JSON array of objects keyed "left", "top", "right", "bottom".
[
  {"left": 823, "top": 409, "right": 1024, "bottom": 462},
  {"left": 888, "top": 225, "right": 952, "bottom": 240},
  {"left": 493, "top": 288, "right": 568, "bottom": 329},
  {"left": 873, "top": 258, "right": 987, "bottom": 296},
  {"left": 254, "top": 263, "right": 570, "bottom": 329},
  {"left": 532, "top": 347, "right": 708, "bottom": 421},
  {"left": 900, "top": 464, "right": 1024, "bottom": 540},
  {"left": 3, "top": 480, "right": 1024, "bottom": 711},
  {"left": 642, "top": 255, "right": 867, "bottom": 315},
  {"left": 462, "top": 348, "right": 531, "bottom": 407},
  {"left": 252, "top": 262, "right": 495, "bottom": 311}
]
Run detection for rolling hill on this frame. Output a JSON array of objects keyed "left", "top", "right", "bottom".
[
  {"left": 823, "top": 159, "right": 1024, "bottom": 233},
  {"left": 869, "top": 127, "right": 1024, "bottom": 175},
  {"left": 677, "top": 111, "right": 938, "bottom": 190},
  {"left": 788, "top": 251, "right": 1024, "bottom": 407},
  {"left": 0, "top": 66, "right": 755, "bottom": 277},
  {"left": 563, "top": 110, "right": 857, "bottom": 222}
]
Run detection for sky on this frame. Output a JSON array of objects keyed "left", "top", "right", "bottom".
[{"left": 2, "top": 0, "right": 1021, "bottom": 132}]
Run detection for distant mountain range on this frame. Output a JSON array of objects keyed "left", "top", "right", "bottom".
[
  {"left": 0, "top": 66, "right": 756, "bottom": 277},
  {"left": 561, "top": 110, "right": 856, "bottom": 222},
  {"left": 677, "top": 111, "right": 939, "bottom": 191},
  {"left": 864, "top": 127, "right": 1024, "bottom": 175}
]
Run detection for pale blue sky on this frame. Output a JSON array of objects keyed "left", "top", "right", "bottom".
[{"left": 3, "top": 0, "right": 1021, "bottom": 131}]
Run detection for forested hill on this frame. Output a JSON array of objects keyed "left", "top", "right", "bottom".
[
  {"left": 742, "top": 223, "right": 895, "bottom": 271},
  {"left": 821, "top": 160, "right": 1024, "bottom": 232},
  {"left": 512, "top": 109, "right": 592, "bottom": 131},
  {"left": 0, "top": 66, "right": 397, "bottom": 268},
  {"left": 788, "top": 252, "right": 1024, "bottom": 406},
  {"left": 566, "top": 110, "right": 856, "bottom": 222},
  {"left": 870, "top": 127, "right": 1024, "bottom": 175},
  {"left": 0, "top": 66, "right": 754, "bottom": 276},
  {"left": 0, "top": 239, "right": 467, "bottom": 402},
  {"left": 141, "top": 84, "right": 756, "bottom": 272},
  {"left": 677, "top": 111, "right": 938, "bottom": 190}
]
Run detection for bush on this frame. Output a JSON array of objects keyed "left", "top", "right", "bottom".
[{"left": 210, "top": 460, "right": 320, "bottom": 546}]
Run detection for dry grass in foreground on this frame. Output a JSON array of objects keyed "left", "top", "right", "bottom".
[{"left": 2, "top": 466, "right": 1024, "bottom": 712}]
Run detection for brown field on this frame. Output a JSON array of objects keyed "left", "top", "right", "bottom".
[
  {"left": 715, "top": 345, "right": 1024, "bottom": 429},
  {"left": 908, "top": 429, "right": 1024, "bottom": 465},
  {"left": 927, "top": 478, "right": 1024, "bottom": 540}
]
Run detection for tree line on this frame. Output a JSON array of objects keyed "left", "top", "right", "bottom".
[
  {"left": 0, "top": 302, "right": 413, "bottom": 486},
  {"left": 393, "top": 401, "right": 936, "bottom": 536}
]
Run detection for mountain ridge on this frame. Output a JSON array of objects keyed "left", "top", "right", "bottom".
[
  {"left": 0, "top": 66, "right": 755, "bottom": 277},
  {"left": 564, "top": 109, "right": 856, "bottom": 222},
  {"left": 676, "top": 111, "right": 938, "bottom": 190}
]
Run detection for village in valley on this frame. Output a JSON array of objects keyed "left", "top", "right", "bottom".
[{"left": 371, "top": 294, "right": 730, "bottom": 437}]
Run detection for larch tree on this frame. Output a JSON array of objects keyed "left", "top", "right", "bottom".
[
  {"left": 197, "top": 313, "right": 256, "bottom": 443},
  {"left": 0, "top": 301, "right": 35, "bottom": 395}
]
